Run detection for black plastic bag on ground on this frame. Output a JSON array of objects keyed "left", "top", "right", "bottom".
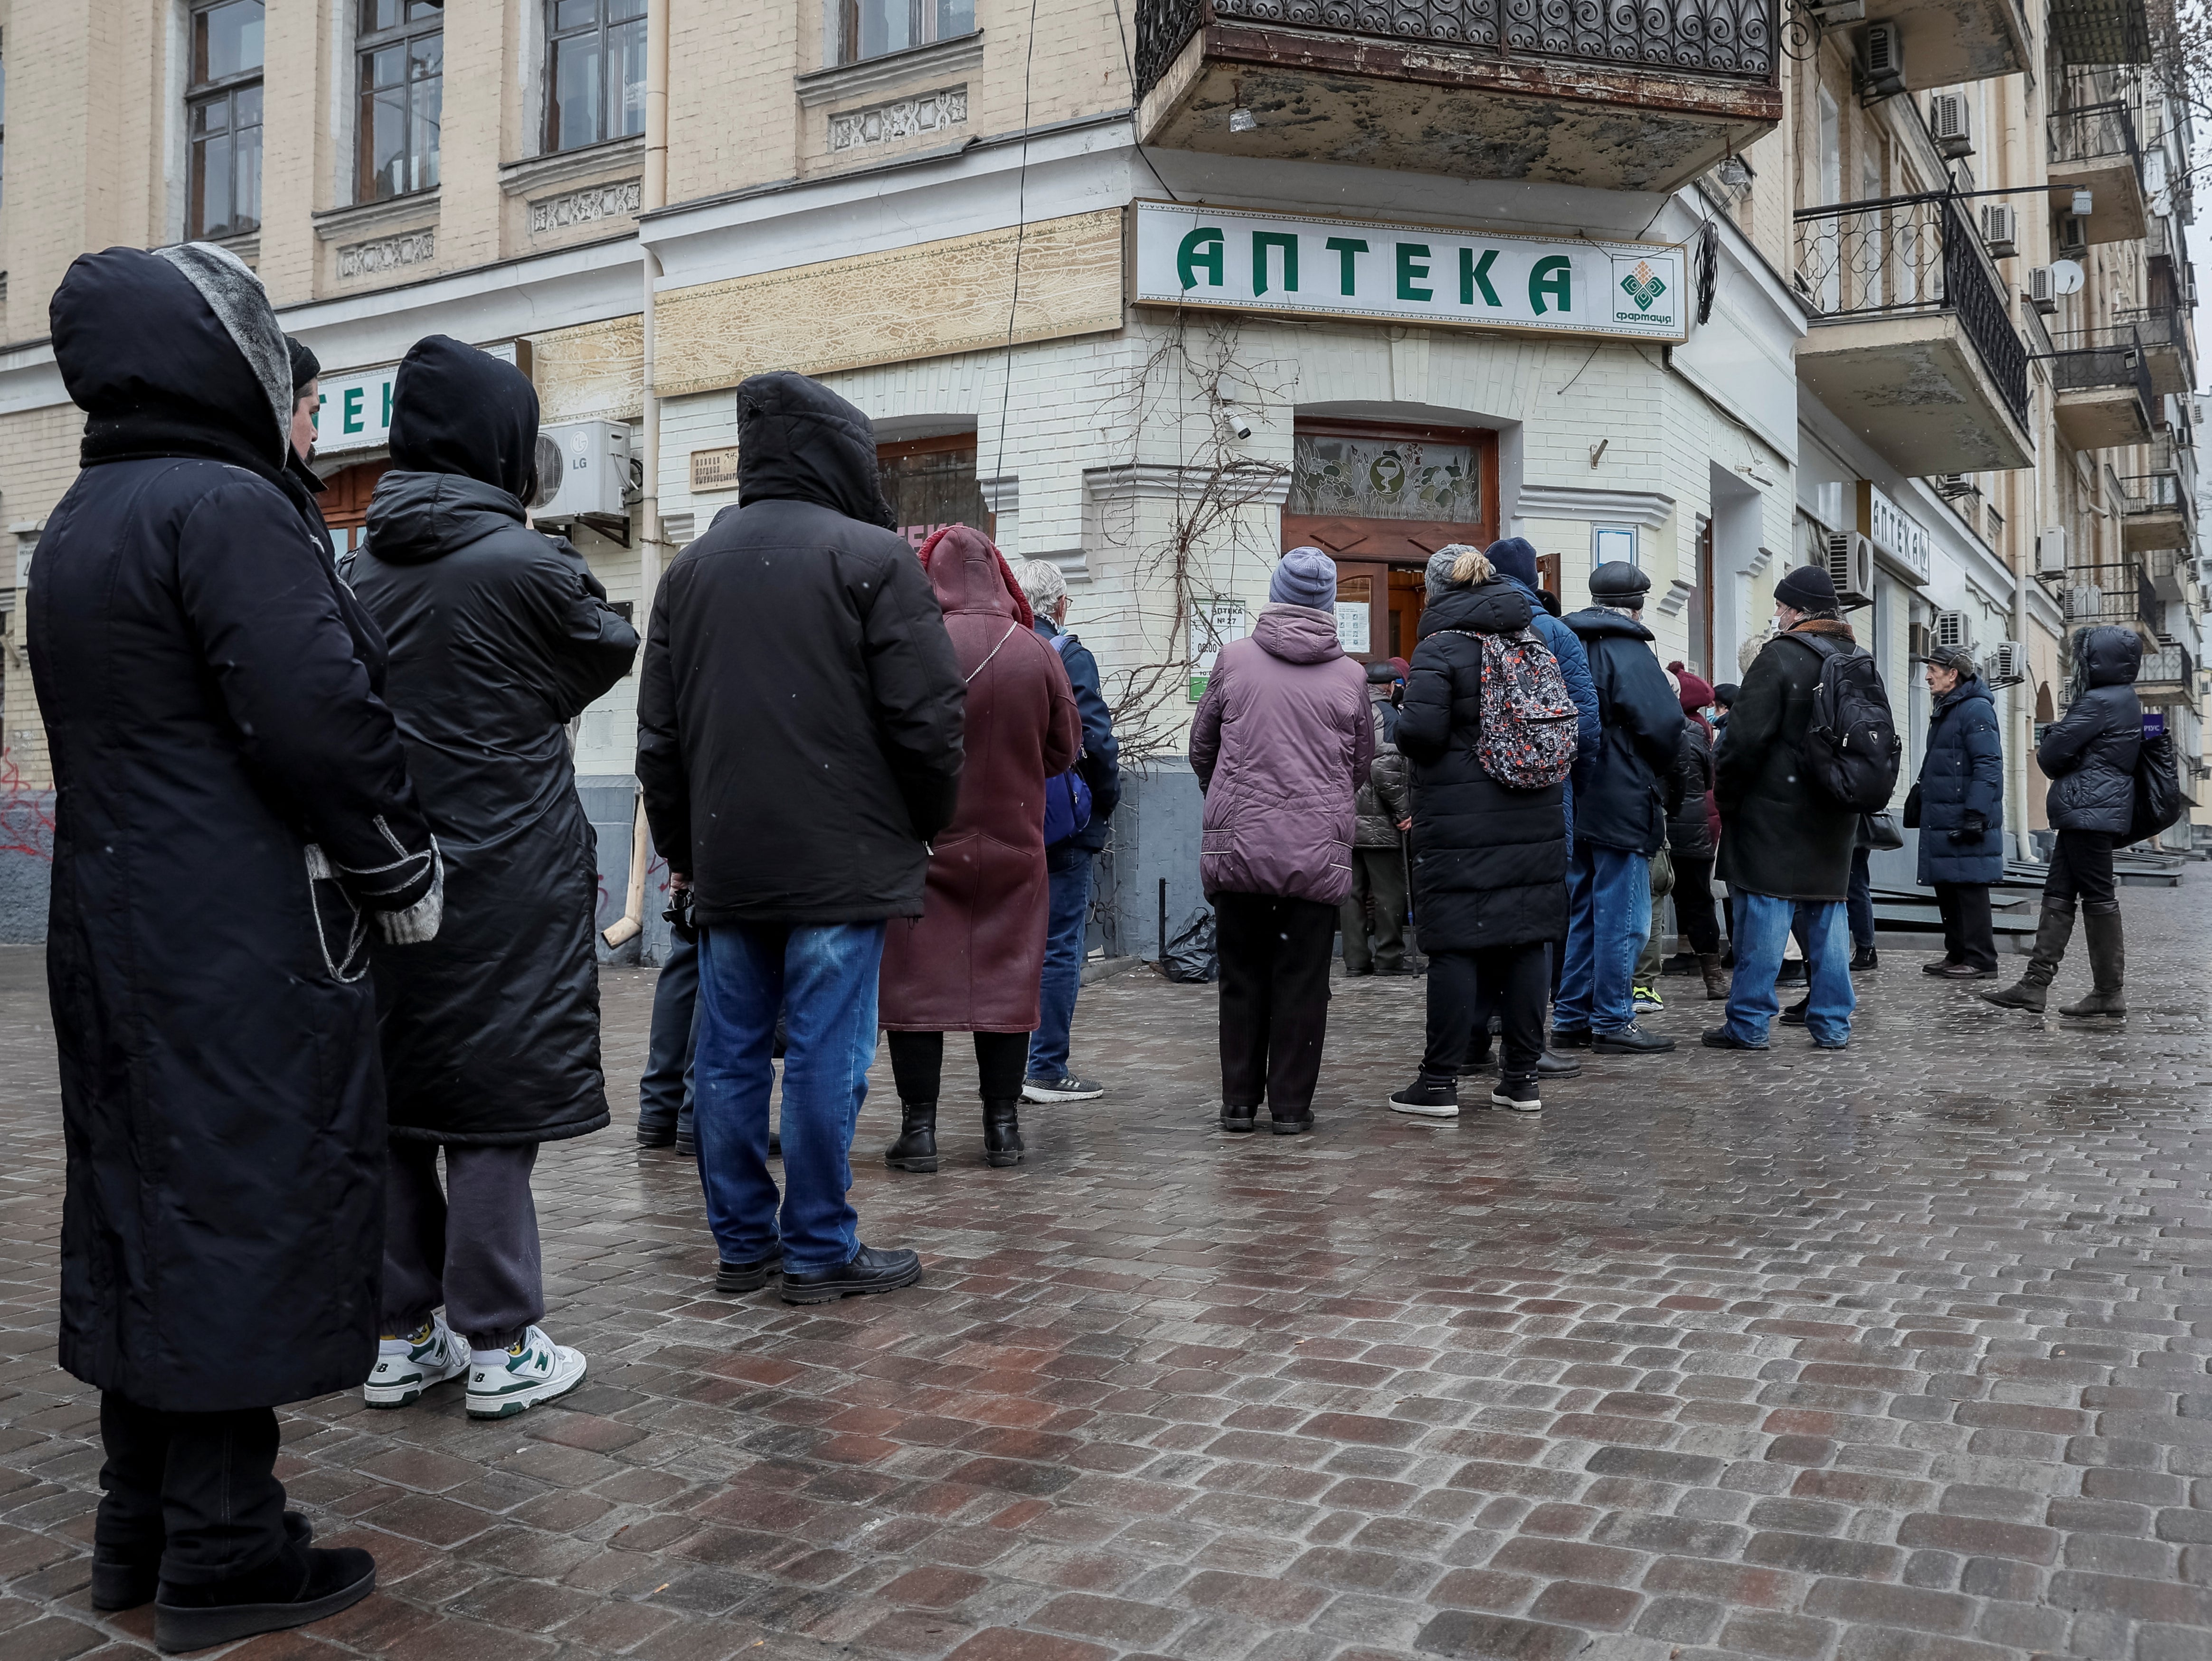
[
  {"left": 2129, "top": 731, "right": 2184, "bottom": 846},
  {"left": 1162, "top": 907, "right": 1218, "bottom": 983}
]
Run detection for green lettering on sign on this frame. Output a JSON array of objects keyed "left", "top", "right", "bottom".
[
  {"left": 1252, "top": 231, "right": 1299, "bottom": 296},
  {"left": 382, "top": 381, "right": 394, "bottom": 427},
  {"left": 311, "top": 393, "right": 325, "bottom": 435},
  {"left": 1323, "top": 236, "right": 1369, "bottom": 296},
  {"left": 1396, "top": 243, "right": 1433, "bottom": 302},
  {"left": 342, "top": 386, "right": 365, "bottom": 434},
  {"left": 1461, "top": 248, "right": 1501, "bottom": 308},
  {"left": 1178, "top": 227, "right": 1226, "bottom": 290},
  {"left": 1529, "top": 255, "right": 1573, "bottom": 316}
]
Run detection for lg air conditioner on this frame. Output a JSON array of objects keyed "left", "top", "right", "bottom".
[
  {"left": 1930, "top": 93, "right": 1974, "bottom": 159},
  {"left": 1986, "top": 641, "right": 2029, "bottom": 687},
  {"left": 1821, "top": 531, "right": 1877, "bottom": 608},
  {"left": 1865, "top": 22, "right": 1906, "bottom": 94},
  {"left": 531, "top": 420, "right": 635, "bottom": 537},
  {"left": 1979, "top": 203, "right": 2017, "bottom": 259},
  {"left": 2064, "top": 584, "right": 2104, "bottom": 620},
  {"left": 1933, "top": 608, "right": 1974, "bottom": 652},
  {"left": 2035, "top": 525, "right": 2068, "bottom": 574},
  {"left": 2026, "top": 267, "right": 2059, "bottom": 314}
]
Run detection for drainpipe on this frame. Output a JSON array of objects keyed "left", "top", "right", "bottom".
[{"left": 604, "top": 0, "right": 673, "bottom": 950}]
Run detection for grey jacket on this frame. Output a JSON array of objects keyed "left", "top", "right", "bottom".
[{"left": 1354, "top": 693, "right": 1412, "bottom": 848}]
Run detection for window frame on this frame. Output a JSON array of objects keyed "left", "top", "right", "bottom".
[
  {"left": 186, "top": 0, "right": 265, "bottom": 241},
  {"left": 543, "top": 0, "right": 646, "bottom": 156},
  {"left": 355, "top": 0, "right": 444, "bottom": 205},
  {"left": 831, "top": 0, "right": 975, "bottom": 67}
]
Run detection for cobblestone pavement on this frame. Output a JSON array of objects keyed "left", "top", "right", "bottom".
[{"left": 4, "top": 876, "right": 2212, "bottom": 1661}]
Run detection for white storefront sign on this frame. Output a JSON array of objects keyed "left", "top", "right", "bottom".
[
  {"left": 311, "top": 340, "right": 521, "bottom": 456},
  {"left": 1855, "top": 481, "right": 1931, "bottom": 584},
  {"left": 1133, "top": 201, "right": 1688, "bottom": 343}
]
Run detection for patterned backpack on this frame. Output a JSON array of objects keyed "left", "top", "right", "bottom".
[{"left": 1475, "top": 628, "right": 1579, "bottom": 788}]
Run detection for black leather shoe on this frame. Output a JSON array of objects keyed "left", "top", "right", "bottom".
[
  {"left": 1593, "top": 1023, "right": 1675, "bottom": 1054},
  {"left": 1550, "top": 1027, "right": 1594, "bottom": 1049},
  {"left": 635, "top": 1121, "right": 676, "bottom": 1149},
  {"left": 153, "top": 1540, "right": 376, "bottom": 1653},
  {"left": 1458, "top": 1046, "right": 1494, "bottom": 1076},
  {"left": 1535, "top": 1049, "right": 1582, "bottom": 1078},
  {"left": 714, "top": 1249, "right": 784, "bottom": 1294},
  {"left": 98, "top": 1513, "right": 312, "bottom": 1614},
  {"left": 673, "top": 1127, "right": 696, "bottom": 1158},
  {"left": 1219, "top": 1104, "right": 1257, "bottom": 1133},
  {"left": 1921, "top": 957, "right": 1959, "bottom": 976},
  {"left": 779, "top": 1244, "right": 923, "bottom": 1305},
  {"left": 983, "top": 1098, "right": 1025, "bottom": 1168},
  {"left": 1780, "top": 996, "right": 1809, "bottom": 1026},
  {"left": 1850, "top": 944, "right": 1879, "bottom": 972},
  {"left": 1269, "top": 1111, "right": 1314, "bottom": 1135},
  {"left": 1701, "top": 1027, "right": 1768, "bottom": 1051},
  {"left": 1938, "top": 962, "right": 1998, "bottom": 980},
  {"left": 884, "top": 1101, "right": 939, "bottom": 1173}
]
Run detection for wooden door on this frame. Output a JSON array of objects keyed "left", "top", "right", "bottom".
[{"left": 320, "top": 460, "right": 390, "bottom": 557}]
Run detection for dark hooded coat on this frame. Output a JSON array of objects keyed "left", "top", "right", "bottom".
[
  {"left": 1561, "top": 607, "right": 1684, "bottom": 855},
  {"left": 32, "top": 244, "right": 439, "bottom": 1412},
  {"left": 1396, "top": 579, "right": 1568, "bottom": 949},
  {"left": 878, "top": 528, "right": 1080, "bottom": 1032},
  {"left": 1714, "top": 618, "right": 1864, "bottom": 902},
  {"left": 1911, "top": 678, "right": 2005, "bottom": 886},
  {"left": 635, "top": 371, "right": 965, "bottom": 924},
  {"left": 2040, "top": 627, "right": 2143, "bottom": 834},
  {"left": 343, "top": 337, "right": 637, "bottom": 1145}
]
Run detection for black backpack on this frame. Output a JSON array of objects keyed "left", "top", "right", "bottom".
[{"left": 1780, "top": 633, "right": 1901, "bottom": 812}]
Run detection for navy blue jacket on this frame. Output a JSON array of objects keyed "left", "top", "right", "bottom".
[
  {"left": 2040, "top": 627, "right": 2142, "bottom": 835},
  {"left": 1562, "top": 606, "right": 1685, "bottom": 855},
  {"left": 1911, "top": 679, "right": 2004, "bottom": 886},
  {"left": 1505, "top": 575, "right": 1599, "bottom": 843},
  {"left": 1035, "top": 617, "right": 1121, "bottom": 853}
]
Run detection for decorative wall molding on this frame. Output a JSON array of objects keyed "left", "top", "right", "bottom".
[
  {"left": 530, "top": 178, "right": 643, "bottom": 235},
  {"left": 830, "top": 86, "right": 968, "bottom": 152},
  {"left": 313, "top": 190, "right": 440, "bottom": 243},
  {"left": 1084, "top": 462, "right": 1293, "bottom": 507},
  {"left": 795, "top": 31, "right": 984, "bottom": 107},
  {"left": 979, "top": 474, "right": 1018, "bottom": 516},
  {"left": 498, "top": 134, "right": 645, "bottom": 198},
  {"left": 1654, "top": 576, "right": 1698, "bottom": 617},
  {"left": 337, "top": 230, "right": 435, "bottom": 280},
  {"left": 1513, "top": 485, "right": 1677, "bottom": 528},
  {"left": 1747, "top": 544, "right": 1777, "bottom": 576}
]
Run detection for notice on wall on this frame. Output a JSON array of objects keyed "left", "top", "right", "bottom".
[
  {"left": 690, "top": 445, "right": 741, "bottom": 494},
  {"left": 1132, "top": 200, "right": 1687, "bottom": 343},
  {"left": 1335, "top": 601, "right": 1373, "bottom": 655},
  {"left": 1188, "top": 597, "right": 1249, "bottom": 701}
]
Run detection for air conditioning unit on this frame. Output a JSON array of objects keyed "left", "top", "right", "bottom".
[
  {"left": 1986, "top": 640, "right": 2029, "bottom": 687},
  {"left": 2035, "top": 525, "right": 2068, "bottom": 573},
  {"left": 1909, "top": 621, "right": 1934, "bottom": 659},
  {"left": 1930, "top": 93, "right": 1974, "bottom": 158},
  {"left": 1821, "top": 531, "right": 1877, "bottom": 608},
  {"left": 1933, "top": 473, "right": 1975, "bottom": 500},
  {"left": 1933, "top": 608, "right": 1974, "bottom": 652},
  {"left": 2057, "top": 216, "right": 2089, "bottom": 255},
  {"left": 1979, "top": 203, "right": 2017, "bottom": 259},
  {"left": 2026, "top": 266, "right": 2059, "bottom": 314},
  {"left": 2064, "top": 583, "right": 2103, "bottom": 620},
  {"left": 1864, "top": 21, "right": 1906, "bottom": 94},
  {"left": 530, "top": 420, "right": 635, "bottom": 533},
  {"left": 1807, "top": 0, "right": 1865, "bottom": 18}
]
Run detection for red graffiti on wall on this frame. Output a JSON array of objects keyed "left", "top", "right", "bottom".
[{"left": 0, "top": 751, "right": 56, "bottom": 864}]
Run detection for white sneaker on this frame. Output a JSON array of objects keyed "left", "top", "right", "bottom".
[
  {"left": 364, "top": 1315, "right": 468, "bottom": 1408},
  {"left": 466, "top": 1325, "right": 586, "bottom": 1419}
]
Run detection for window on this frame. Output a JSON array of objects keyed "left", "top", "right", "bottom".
[
  {"left": 358, "top": 0, "right": 442, "bottom": 201},
  {"left": 188, "top": 0, "right": 264, "bottom": 240},
  {"left": 878, "top": 434, "right": 990, "bottom": 545},
  {"left": 546, "top": 0, "right": 645, "bottom": 154},
  {"left": 833, "top": 0, "right": 974, "bottom": 65}
]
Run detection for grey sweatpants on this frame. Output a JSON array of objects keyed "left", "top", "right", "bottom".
[{"left": 382, "top": 1141, "right": 543, "bottom": 1350}]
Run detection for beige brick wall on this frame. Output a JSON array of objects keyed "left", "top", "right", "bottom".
[{"left": 1, "top": 406, "right": 89, "bottom": 787}]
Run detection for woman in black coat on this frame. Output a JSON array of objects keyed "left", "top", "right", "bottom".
[
  {"left": 1387, "top": 549, "right": 1567, "bottom": 1117},
  {"left": 1984, "top": 626, "right": 2141, "bottom": 1018},
  {"left": 33, "top": 244, "right": 435, "bottom": 1642},
  {"left": 344, "top": 337, "right": 637, "bottom": 1418},
  {"left": 1906, "top": 648, "right": 2004, "bottom": 978}
]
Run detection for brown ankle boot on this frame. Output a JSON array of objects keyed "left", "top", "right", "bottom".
[{"left": 1697, "top": 952, "right": 1730, "bottom": 1001}]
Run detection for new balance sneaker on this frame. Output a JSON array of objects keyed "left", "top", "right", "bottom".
[
  {"left": 1632, "top": 982, "right": 1664, "bottom": 1012},
  {"left": 465, "top": 1326, "right": 586, "bottom": 1419},
  {"left": 364, "top": 1315, "right": 468, "bottom": 1409},
  {"left": 1022, "top": 1073, "right": 1105, "bottom": 1103}
]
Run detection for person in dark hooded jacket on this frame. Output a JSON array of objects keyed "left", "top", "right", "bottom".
[
  {"left": 33, "top": 242, "right": 436, "bottom": 1649},
  {"left": 1905, "top": 646, "right": 2004, "bottom": 978},
  {"left": 636, "top": 370, "right": 963, "bottom": 1305},
  {"left": 284, "top": 335, "right": 336, "bottom": 556},
  {"left": 343, "top": 335, "right": 638, "bottom": 1420},
  {"left": 1983, "top": 626, "right": 2142, "bottom": 1017}
]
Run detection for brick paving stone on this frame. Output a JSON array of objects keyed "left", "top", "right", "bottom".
[{"left": 4, "top": 877, "right": 2212, "bottom": 1657}]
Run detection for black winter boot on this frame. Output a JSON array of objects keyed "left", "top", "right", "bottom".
[
  {"left": 883, "top": 1101, "right": 939, "bottom": 1172},
  {"left": 1979, "top": 899, "right": 2074, "bottom": 1013},
  {"left": 2059, "top": 908, "right": 2127, "bottom": 1019},
  {"left": 153, "top": 1538, "right": 376, "bottom": 1653},
  {"left": 982, "top": 1098, "right": 1025, "bottom": 1167}
]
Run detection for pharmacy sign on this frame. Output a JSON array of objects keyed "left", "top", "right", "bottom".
[{"left": 1132, "top": 201, "right": 1688, "bottom": 344}]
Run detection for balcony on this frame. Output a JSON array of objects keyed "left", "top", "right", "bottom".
[
  {"left": 1862, "top": 0, "right": 2031, "bottom": 87},
  {"left": 1791, "top": 194, "right": 2033, "bottom": 474},
  {"left": 2145, "top": 547, "right": 2201, "bottom": 603},
  {"left": 2137, "top": 639, "right": 2196, "bottom": 701},
  {"left": 2118, "top": 469, "right": 2193, "bottom": 551},
  {"left": 2113, "top": 303, "right": 2194, "bottom": 395},
  {"left": 1133, "top": 0, "right": 1782, "bottom": 194},
  {"left": 2058, "top": 566, "right": 2160, "bottom": 636},
  {"left": 2048, "top": 103, "right": 2148, "bottom": 245},
  {"left": 2042, "top": 326, "right": 2155, "bottom": 450}
]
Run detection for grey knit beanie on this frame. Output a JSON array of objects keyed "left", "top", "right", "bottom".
[{"left": 1426, "top": 543, "right": 1482, "bottom": 598}]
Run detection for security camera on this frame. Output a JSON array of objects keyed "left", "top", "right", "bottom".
[{"left": 1219, "top": 407, "right": 1253, "bottom": 442}]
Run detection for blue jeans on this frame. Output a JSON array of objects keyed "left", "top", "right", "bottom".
[
  {"left": 1727, "top": 892, "right": 1854, "bottom": 1047},
  {"left": 693, "top": 921, "right": 885, "bottom": 1274},
  {"left": 1555, "top": 841, "right": 1651, "bottom": 1035},
  {"left": 1027, "top": 845, "right": 1093, "bottom": 1079},
  {"left": 637, "top": 930, "right": 698, "bottom": 1141}
]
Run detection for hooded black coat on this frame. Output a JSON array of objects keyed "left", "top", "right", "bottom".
[
  {"left": 1561, "top": 607, "right": 1685, "bottom": 855},
  {"left": 636, "top": 371, "right": 965, "bottom": 925},
  {"left": 1912, "top": 679, "right": 2005, "bottom": 886},
  {"left": 343, "top": 337, "right": 638, "bottom": 1144},
  {"left": 1396, "top": 580, "right": 1568, "bottom": 949},
  {"left": 2040, "top": 627, "right": 2143, "bottom": 834},
  {"left": 33, "top": 245, "right": 439, "bottom": 1412},
  {"left": 1714, "top": 619, "right": 1864, "bottom": 902}
]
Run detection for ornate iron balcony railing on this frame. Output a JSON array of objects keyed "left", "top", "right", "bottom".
[
  {"left": 2048, "top": 100, "right": 2141, "bottom": 170},
  {"left": 1134, "top": 0, "right": 1777, "bottom": 101},
  {"left": 2040, "top": 325, "right": 2155, "bottom": 425}
]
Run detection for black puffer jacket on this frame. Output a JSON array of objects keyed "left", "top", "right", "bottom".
[
  {"left": 344, "top": 337, "right": 639, "bottom": 1144},
  {"left": 1562, "top": 607, "right": 1685, "bottom": 854},
  {"left": 2040, "top": 627, "right": 2143, "bottom": 834},
  {"left": 1667, "top": 719, "right": 1715, "bottom": 859},
  {"left": 636, "top": 371, "right": 965, "bottom": 924},
  {"left": 1714, "top": 619, "right": 1862, "bottom": 902},
  {"left": 34, "top": 244, "right": 438, "bottom": 1412},
  {"left": 1396, "top": 579, "right": 1567, "bottom": 949}
]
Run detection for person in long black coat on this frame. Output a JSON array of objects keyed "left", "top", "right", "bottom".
[
  {"left": 1906, "top": 648, "right": 2004, "bottom": 978},
  {"left": 1984, "top": 626, "right": 2142, "bottom": 1017},
  {"left": 1386, "top": 549, "right": 1567, "bottom": 1117},
  {"left": 32, "top": 243, "right": 435, "bottom": 1646},
  {"left": 343, "top": 336, "right": 638, "bottom": 1417}
]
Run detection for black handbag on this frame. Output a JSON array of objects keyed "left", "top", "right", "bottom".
[
  {"left": 1862, "top": 809, "right": 1905, "bottom": 851},
  {"left": 2128, "top": 732, "right": 2184, "bottom": 846}
]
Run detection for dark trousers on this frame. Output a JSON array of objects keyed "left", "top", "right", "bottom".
[
  {"left": 1848, "top": 845, "right": 1875, "bottom": 949},
  {"left": 1214, "top": 890, "right": 1336, "bottom": 1115},
  {"left": 888, "top": 1030, "right": 1030, "bottom": 1102},
  {"left": 1671, "top": 855, "right": 1722, "bottom": 955},
  {"left": 2046, "top": 829, "right": 2118, "bottom": 913},
  {"left": 1934, "top": 881, "right": 1998, "bottom": 971},
  {"left": 638, "top": 929, "right": 699, "bottom": 1142},
  {"left": 383, "top": 1141, "right": 544, "bottom": 1350},
  {"left": 1338, "top": 845, "right": 1409, "bottom": 973},
  {"left": 1426, "top": 943, "right": 1549, "bottom": 1079},
  {"left": 97, "top": 1394, "right": 285, "bottom": 1586}
]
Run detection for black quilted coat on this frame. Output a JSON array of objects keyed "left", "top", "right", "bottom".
[{"left": 2040, "top": 627, "right": 2143, "bottom": 834}]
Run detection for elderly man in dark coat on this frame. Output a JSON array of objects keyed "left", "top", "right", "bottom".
[
  {"left": 1983, "top": 626, "right": 2142, "bottom": 1017},
  {"left": 32, "top": 243, "right": 438, "bottom": 1649},
  {"left": 1906, "top": 645, "right": 2005, "bottom": 979},
  {"left": 344, "top": 336, "right": 639, "bottom": 1419},
  {"left": 1707, "top": 565, "right": 1867, "bottom": 1051}
]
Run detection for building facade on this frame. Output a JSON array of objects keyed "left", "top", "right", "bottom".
[{"left": 0, "top": 0, "right": 2204, "bottom": 948}]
